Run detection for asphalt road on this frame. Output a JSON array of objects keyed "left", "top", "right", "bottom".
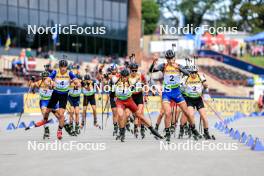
[{"left": 0, "top": 114, "right": 263, "bottom": 176}]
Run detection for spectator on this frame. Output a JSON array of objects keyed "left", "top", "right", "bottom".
[{"left": 36, "top": 47, "right": 42, "bottom": 57}]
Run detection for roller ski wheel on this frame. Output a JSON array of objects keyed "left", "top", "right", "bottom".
[
  {"left": 43, "top": 127, "right": 50, "bottom": 139},
  {"left": 211, "top": 135, "right": 216, "bottom": 140}
]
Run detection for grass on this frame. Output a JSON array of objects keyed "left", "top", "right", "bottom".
[{"left": 240, "top": 54, "right": 264, "bottom": 68}]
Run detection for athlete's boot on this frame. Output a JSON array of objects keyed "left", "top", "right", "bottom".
[
  {"left": 57, "top": 129, "right": 63, "bottom": 140},
  {"left": 149, "top": 126, "right": 163, "bottom": 140},
  {"left": 75, "top": 123, "right": 80, "bottom": 135},
  {"left": 69, "top": 123, "right": 77, "bottom": 136},
  {"left": 43, "top": 126, "right": 50, "bottom": 139},
  {"left": 80, "top": 120, "right": 85, "bottom": 129},
  {"left": 191, "top": 125, "right": 202, "bottom": 140},
  {"left": 140, "top": 124, "right": 146, "bottom": 139},
  {"left": 119, "top": 128, "right": 126, "bottom": 142},
  {"left": 164, "top": 128, "right": 171, "bottom": 143},
  {"left": 64, "top": 123, "right": 73, "bottom": 136},
  {"left": 94, "top": 118, "right": 101, "bottom": 129},
  {"left": 178, "top": 125, "right": 184, "bottom": 139},
  {"left": 203, "top": 128, "right": 212, "bottom": 140},
  {"left": 170, "top": 123, "right": 176, "bottom": 135},
  {"left": 126, "top": 122, "right": 132, "bottom": 134},
  {"left": 155, "top": 124, "right": 159, "bottom": 131},
  {"left": 113, "top": 123, "right": 118, "bottom": 136},
  {"left": 134, "top": 125, "right": 139, "bottom": 138}
]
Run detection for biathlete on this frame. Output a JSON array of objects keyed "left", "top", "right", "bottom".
[
  {"left": 149, "top": 49, "right": 201, "bottom": 142},
  {"left": 67, "top": 74, "right": 82, "bottom": 135},
  {"left": 114, "top": 69, "right": 163, "bottom": 142},
  {"left": 26, "top": 71, "right": 60, "bottom": 139},
  {"left": 81, "top": 74, "right": 100, "bottom": 129},
  {"left": 106, "top": 64, "right": 120, "bottom": 136},
  {"left": 181, "top": 66, "right": 213, "bottom": 139},
  {"left": 128, "top": 63, "right": 148, "bottom": 139},
  {"left": 43, "top": 59, "right": 79, "bottom": 140}
]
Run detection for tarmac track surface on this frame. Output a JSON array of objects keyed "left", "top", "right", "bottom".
[{"left": 0, "top": 114, "right": 263, "bottom": 176}]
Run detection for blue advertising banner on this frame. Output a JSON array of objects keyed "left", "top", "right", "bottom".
[
  {"left": 0, "top": 94, "right": 23, "bottom": 114},
  {"left": 0, "top": 86, "right": 28, "bottom": 94}
]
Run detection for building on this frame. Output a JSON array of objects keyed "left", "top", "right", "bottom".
[{"left": 0, "top": 0, "right": 142, "bottom": 58}]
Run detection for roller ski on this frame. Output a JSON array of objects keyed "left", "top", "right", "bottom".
[
  {"left": 75, "top": 123, "right": 81, "bottom": 135},
  {"left": 178, "top": 125, "right": 184, "bottom": 139},
  {"left": 126, "top": 122, "right": 133, "bottom": 134},
  {"left": 164, "top": 128, "right": 171, "bottom": 143},
  {"left": 64, "top": 123, "right": 76, "bottom": 136},
  {"left": 140, "top": 125, "right": 146, "bottom": 139},
  {"left": 116, "top": 128, "right": 125, "bottom": 142},
  {"left": 203, "top": 129, "right": 216, "bottom": 140},
  {"left": 43, "top": 126, "right": 50, "bottom": 139},
  {"left": 113, "top": 123, "right": 118, "bottom": 136},
  {"left": 134, "top": 126, "right": 139, "bottom": 138},
  {"left": 191, "top": 127, "right": 202, "bottom": 141},
  {"left": 94, "top": 118, "right": 101, "bottom": 130},
  {"left": 170, "top": 124, "right": 176, "bottom": 138}
]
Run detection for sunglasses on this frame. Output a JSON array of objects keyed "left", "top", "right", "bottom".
[{"left": 131, "top": 70, "right": 138, "bottom": 72}]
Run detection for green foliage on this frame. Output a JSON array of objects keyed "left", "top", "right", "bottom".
[{"left": 142, "top": 0, "right": 160, "bottom": 35}]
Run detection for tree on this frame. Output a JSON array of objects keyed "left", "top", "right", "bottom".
[
  {"left": 239, "top": 0, "right": 264, "bottom": 33},
  {"left": 158, "top": 0, "right": 220, "bottom": 29},
  {"left": 142, "top": 0, "right": 160, "bottom": 35}
]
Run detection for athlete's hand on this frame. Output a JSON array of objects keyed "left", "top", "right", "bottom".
[{"left": 152, "top": 53, "right": 159, "bottom": 64}]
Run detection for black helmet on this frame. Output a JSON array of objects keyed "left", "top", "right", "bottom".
[
  {"left": 189, "top": 66, "right": 198, "bottom": 73},
  {"left": 120, "top": 69, "right": 130, "bottom": 77},
  {"left": 84, "top": 74, "right": 91, "bottom": 80},
  {"left": 59, "top": 59, "right": 68, "bottom": 67},
  {"left": 41, "top": 71, "right": 49, "bottom": 78},
  {"left": 165, "top": 49, "right": 175, "bottom": 59},
  {"left": 129, "top": 63, "right": 139, "bottom": 70}
]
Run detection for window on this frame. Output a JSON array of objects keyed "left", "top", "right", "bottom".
[
  {"left": 69, "top": 15, "right": 76, "bottom": 24},
  {"left": 0, "top": 0, "right": 7, "bottom": 5},
  {"left": 86, "top": 0, "right": 94, "bottom": 17},
  {"left": 8, "top": 6, "right": 18, "bottom": 24},
  {"left": 49, "top": 0, "right": 58, "bottom": 12},
  {"left": 0, "top": 5, "right": 7, "bottom": 24},
  {"left": 68, "top": 0, "right": 76, "bottom": 15},
  {"left": 29, "top": 9, "right": 38, "bottom": 25},
  {"left": 112, "top": 1, "right": 119, "bottom": 21},
  {"left": 59, "top": 13, "right": 67, "bottom": 26},
  {"left": 120, "top": 2, "right": 127, "bottom": 22},
  {"left": 103, "top": 0, "right": 111, "bottom": 20},
  {"left": 19, "top": 0, "right": 28, "bottom": 8},
  {"left": 8, "top": 0, "right": 17, "bottom": 6},
  {"left": 19, "top": 8, "right": 29, "bottom": 26},
  {"left": 77, "top": 0, "right": 85, "bottom": 16},
  {"left": 39, "top": 0, "right": 48, "bottom": 10},
  {"left": 40, "top": 11, "right": 49, "bottom": 26},
  {"left": 49, "top": 12, "right": 58, "bottom": 26},
  {"left": 29, "top": 0, "right": 38, "bottom": 9},
  {"left": 59, "top": 0, "right": 67, "bottom": 13},
  {"left": 95, "top": 0, "right": 102, "bottom": 19}
]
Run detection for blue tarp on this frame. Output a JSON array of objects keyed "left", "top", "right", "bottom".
[{"left": 244, "top": 31, "right": 264, "bottom": 42}]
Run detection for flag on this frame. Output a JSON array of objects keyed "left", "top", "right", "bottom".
[{"left": 5, "top": 33, "right": 11, "bottom": 50}]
